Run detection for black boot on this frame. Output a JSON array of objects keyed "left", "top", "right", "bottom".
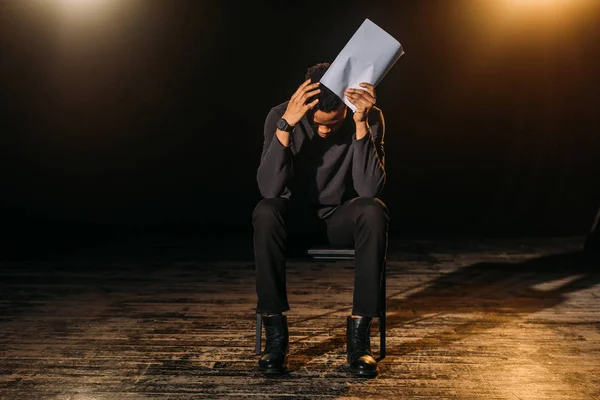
[
  {"left": 347, "top": 316, "right": 378, "bottom": 377},
  {"left": 258, "top": 314, "right": 289, "bottom": 375}
]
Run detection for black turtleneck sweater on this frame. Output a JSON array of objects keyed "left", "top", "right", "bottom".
[{"left": 256, "top": 101, "right": 386, "bottom": 218}]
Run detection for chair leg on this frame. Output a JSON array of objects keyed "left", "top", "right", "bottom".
[
  {"left": 380, "top": 312, "right": 386, "bottom": 360},
  {"left": 379, "top": 260, "right": 386, "bottom": 360},
  {"left": 255, "top": 313, "right": 262, "bottom": 355}
]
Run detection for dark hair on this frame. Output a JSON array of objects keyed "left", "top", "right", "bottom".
[{"left": 305, "top": 62, "right": 343, "bottom": 113}]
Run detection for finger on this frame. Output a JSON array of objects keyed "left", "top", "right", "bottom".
[
  {"left": 345, "top": 88, "right": 368, "bottom": 98},
  {"left": 346, "top": 91, "right": 375, "bottom": 106},
  {"left": 299, "top": 82, "right": 320, "bottom": 97},
  {"left": 359, "top": 82, "right": 376, "bottom": 97},
  {"left": 346, "top": 88, "right": 376, "bottom": 104},
  {"left": 304, "top": 98, "right": 319, "bottom": 110},
  {"left": 293, "top": 82, "right": 320, "bottom": 102},
  {"left": 300, "top": 88, "right": 321, "bottom": 102},
  {"left": 347, "top": 91, "right": 375, "bottom": 105},
  {"left": 349, "top": 85, "right": 376, "bottom": 101},
  {"left": 348, "top": 97, "right": 372, "bottom": 114},
  {"left": 345, "top": 96, "right": 358, "bottom": 108},
  {"left": 355, "top": 97, "right": 373, "bottom": 109},
  {"left": 291, "top": 79, "right": 313, "bottom": 100}
]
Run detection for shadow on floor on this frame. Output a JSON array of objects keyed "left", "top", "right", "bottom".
[{"left": 290, "top": 251, "right": 600, "bottom": 372}]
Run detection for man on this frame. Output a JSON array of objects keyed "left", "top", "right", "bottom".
[{"left": 253, "top": 62, "right": 389, "bottom": 377}]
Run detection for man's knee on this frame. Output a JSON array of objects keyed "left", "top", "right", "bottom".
[
  {"left": 253, "top": 198, "right": 288, "bottom": 227},
  {"left": 353, "top": 197, "right": 389, "bottom": 225}
]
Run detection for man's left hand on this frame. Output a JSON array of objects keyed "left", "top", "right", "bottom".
[{"left": 345, "top": 83, "right": 376, "bottom": 124}]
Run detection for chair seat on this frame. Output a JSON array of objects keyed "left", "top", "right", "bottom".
[{"left": 306, "top": 246, "right": 355, "bottom": 259}]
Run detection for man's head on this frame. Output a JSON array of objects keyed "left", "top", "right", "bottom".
[{"left": 305, "top": 63, "right": 347, "bottom": 138}]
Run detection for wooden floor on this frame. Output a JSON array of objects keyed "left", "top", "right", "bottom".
[{"left": 1, "top": 236, "right": 599, "bottom": 399}]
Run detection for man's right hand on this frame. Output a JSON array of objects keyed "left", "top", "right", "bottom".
[{"left": 281, "top": 79, "right": 321, "bottom": 126}]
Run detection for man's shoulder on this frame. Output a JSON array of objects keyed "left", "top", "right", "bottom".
[
  {"left": 263, "top": 102, "right": 288, "bottom": 128},
  {"left": 268, "top": 101, "right": 289, "bottom": 117}
]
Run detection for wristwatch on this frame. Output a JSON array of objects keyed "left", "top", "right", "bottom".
[{"left": 276, "top": 117, "right": 295, "bottom": 132}]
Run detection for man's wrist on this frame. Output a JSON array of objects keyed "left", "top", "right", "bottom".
[
  {"left": 355, "top": 121, "right": 370, "bottom": 140},
  {"left": 275, "top": 129, "right": 292, "bottom": 147},
  {"left": 277, "top": 116, "right": 296, "bottom": 134},
  {"left": 281, "top": 113, "right": 300, "bottom": 127}
]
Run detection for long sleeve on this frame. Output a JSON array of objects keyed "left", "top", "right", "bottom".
[
  {"left": 256, "top": 108, "right": 292, "bottom": 198},
  {"left": 352, "top": 108, "right": 386, "bottom": 198}
]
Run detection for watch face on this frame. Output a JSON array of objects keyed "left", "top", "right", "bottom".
[{"left": 277, "top": 118, "right": 290, "bottom": 131}]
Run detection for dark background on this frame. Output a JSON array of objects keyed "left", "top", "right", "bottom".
[{"left": 1, "top": 0, "right": 599, "bottom": 250}]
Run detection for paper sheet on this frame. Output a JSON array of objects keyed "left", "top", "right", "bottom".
[{"left": 320, "top": 19, "right": 405, "bottom": 111}]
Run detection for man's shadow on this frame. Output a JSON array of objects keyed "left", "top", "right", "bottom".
[{"left": 289, "top": 250, "right": 600, "bottom": 373}]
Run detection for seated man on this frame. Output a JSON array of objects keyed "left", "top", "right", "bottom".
[{"left": 253, "top": 62, "right": 389, "bottom": 377}]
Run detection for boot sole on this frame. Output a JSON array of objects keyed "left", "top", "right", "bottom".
[
  {"left": 258, "top": 366, "right": 287, "bottom": 375},
  {"left": 349, "top": 368, "right": 378, "bottom": 378}
]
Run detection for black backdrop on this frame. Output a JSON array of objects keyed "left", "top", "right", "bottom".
[{"left": 1, "top": 0, "right": 599, "bottom": 242}]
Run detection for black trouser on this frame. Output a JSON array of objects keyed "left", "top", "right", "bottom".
[{"left": 253, "top": 197, "right": 389, "bottom": 317}]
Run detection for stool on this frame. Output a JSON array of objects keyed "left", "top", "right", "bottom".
[{"left": 255, "top": 246, "right": 386, "bottom": 360}]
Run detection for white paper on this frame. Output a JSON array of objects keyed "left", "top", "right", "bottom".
[{"left": 320, "top": 19, "right": 405, "bottom": 111}]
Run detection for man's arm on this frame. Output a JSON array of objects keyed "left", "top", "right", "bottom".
[
  {"left": 345, "top": 83, "right": 386, "bottom": 197},
  {"left": 257, "top": 80, "right": 321, "bottom": 198},
  {"left": 352, "top": 109, "right": 386, "bottom": 197},
  {"left": 256, "top": 109, "right": 292, "bottom": 198}
]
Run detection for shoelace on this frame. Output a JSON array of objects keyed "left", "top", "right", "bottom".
[
  {"left": 265, "top": 325, "right": 286, "bottom": 353},
  {"left": 351, "top": 324, "right": 371, "bottom": 359}
]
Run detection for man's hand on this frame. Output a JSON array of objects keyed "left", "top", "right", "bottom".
[
  {"left": 345, "top": 82, "right": 377, "bottom": 140},
  {"left": 345, "top": 82, "right": 376, "bottom": 123},
  {"left": 282, "top": 79, "right": 321, "bottom": 126}
]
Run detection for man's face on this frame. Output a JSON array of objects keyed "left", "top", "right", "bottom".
[{"left": 312, "top": 103, "right": 347, "bottom": 138}]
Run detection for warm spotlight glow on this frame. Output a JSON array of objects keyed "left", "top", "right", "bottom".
[
  {"left": 500, "top": 0, "right": 588, "bottom": 12},
  {"left": 11, "top": 0, "right": 139, "bottom": 57},
  {"left": 498, "top": 0, "right": 565, "bottom": 16},
  {"left": 58, "top": 0, "right": 106, "bottom": 8},
  {"left": 476, "top": 0, "right": 594, "bottom": 37},
  {"left": 503, "top": 0, "right": 561, "bottom": 6},
  {"left": 55, "top": 0, "right": 120, "bottom": 20},
  {"left": 19, "top": 0, "right": 128, "bottom": 27}
]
